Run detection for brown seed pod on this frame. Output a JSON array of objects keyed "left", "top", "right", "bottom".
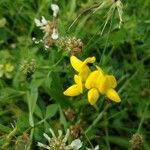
[
  {"left": 70, "top": 122, "right": 85, "bottom": 138},
  {"left": 64, "top": 107, "right": 76, "bottom": 121}
]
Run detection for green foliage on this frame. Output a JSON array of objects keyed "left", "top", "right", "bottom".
[{"left": 0, "top": 0, "right": 150, "bottom": 149}]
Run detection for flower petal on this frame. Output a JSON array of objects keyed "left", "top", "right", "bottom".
[
  {"left": 106, "top": 89, "right": 121, "bottom": 102},
  {"left": 94, "top": 145, "right": 100, "bottom": 150},
  {"left": 70, "top": 139, "right": 82, "bottom": 150},
  {"left": 85, "top": 71, "right": 100, "bottom": 89},
  {"left": 83, "top": 56, "right": 96, "bottom": 65},
  {"left": 34, "top": 18, "right": 42, "bottom": 27},
  {"left": 96, "top": 74, "right": 106, "bottom": 94},
  {"left": 70, "top": 56, "right": 83, "bottom": 72},
  {"left": 74, "top": 75, "right": 83, "bottom": 92},
  {"left": 63, "top": 84, "right": 82, "bottom": 96},
  {"left": 5, "top": 63, "right": 14, "bottom": 72},
  {"left": 88, "top": 88, "right": 100, "bottom": 105},
  {"left": 106, "top": 75, "right": 117, "bottom": 88},
  {"left": 79, "top": 66, "right": 91, "bottom": 82}
]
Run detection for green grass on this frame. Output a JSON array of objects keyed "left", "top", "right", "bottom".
[{"left": 0, "top": 0, "right": 150, "bottom": 149}]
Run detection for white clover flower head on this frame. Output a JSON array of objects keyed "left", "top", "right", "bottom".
[
  {"left": 51, "top": 4, "right": 59, "bottom": 17},
  {"left": 51, "top": 28, "right": 59, "bottom": 40},
  {"left": 37, "top": 128, "right": 82, "bottom": 150},
  {"left": 86, "top": 145, "right": 99, "bottom": 150}
]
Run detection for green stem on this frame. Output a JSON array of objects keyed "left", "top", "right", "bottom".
[
  {"left": 137, "top": 100, "right": 150, "bottom": 134},
  {"left": 100, "top": 7, "right": 115, "bottom": 64},
  {"left": 85, "top": 103, "right": 111, "bottom": 134},
  {"left": 27, "top": 128, "right": 34, "bottom": 150},
  {"left": 104, "top": 115, "right": 111, "bottom": 150}
]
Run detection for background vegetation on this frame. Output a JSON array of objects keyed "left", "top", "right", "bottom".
[{"left": 0, "top": 0, "right": 149, "bottom": 149}]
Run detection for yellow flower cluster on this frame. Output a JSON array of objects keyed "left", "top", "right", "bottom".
[
  {"left": 63, "top": 56, "right": 121, "bottom": 105},
  {"left": 0, "top": 63, "right": 14, "bottom": 79}
]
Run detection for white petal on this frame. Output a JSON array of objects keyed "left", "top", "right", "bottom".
[
  {"left": 45, "top": 45, "right": 49, "bottom": 49},
  {"left": 86, "top": 145, "right": 99, "bottom": 150},
  {"left": 34, "top": 18, "right": 42, "bottom": 27},
  {"left": 58, "top": 130, "right": 63, "bottom": 139},
  {"left": 41, "top": 16, "right": 48, "bottom": 25},
  {"left": 49, "top": 128, "right": 56, "bottom": 138},
  {"left": 51, "top": 28, "right": 58, "bottom": 40},
  {"left": 63, "top": 129, "right": 70, "bottom": 142},
  {"left": 37, "top": 142, "right": 51, "bottom": 149},
  {"left": 51, "top": 4, "right": 59, "bottom": 17},
  {"left": 32, "top": 37, "right": 36, "bottom": 41},
  {"left": 70, "top": 139, "right": 82, "bottom": 150},
  {"left": 94, "top": 145, "right": 99, "bottom": 150},
  {"left": 86, "top": 148, "right": 91, "bottom": 150},
  {"left": 43, "top": 133, "right": 51, "bottom": 142}
]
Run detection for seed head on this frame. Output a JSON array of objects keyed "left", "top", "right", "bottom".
[{"left": 129, "top": 134, "right": 144, "bottom": 150}]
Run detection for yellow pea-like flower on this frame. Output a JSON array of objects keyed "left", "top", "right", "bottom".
[
  {"left": 63, "top": 55, "right": 121, "bottom": 105},
  {"left": 63, "top": 75, "right": 83, "bottom": 96},
  {"left": 85, "top": 68, "right": 121, "bottom": 105},
  {"left": 98, "top": 74, "right": 120, "bottom": 102},
  {"left": 88, "top": 88, "right": 100, "bottom": 105},
  {"left": 70, "top": 55, "right": 96, "bottom": 81}
]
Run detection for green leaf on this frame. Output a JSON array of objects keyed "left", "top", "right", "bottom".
[
  {"left": 49, "top": 72, "right": 70, "bottom": 107},
  {"left": 59, "top": 105, "right": 67, "bottom": 130},
  {"left": 45, "top": 104, "right": 58, "bottom": 119},
  {"left": 0, "top": 124, "right": 11, "bottom": 133},
  {"left": 106, "top": 136, "right": 129, "bottom": 148},
  {"left": 34, "top": 105, "right": 43, "bottom": 119},
  {"left": 0, "top": 88, "right": 25, "bottom": 104},
  {"left": 27, "top": 86, "right": 38, "bottom": 127}
]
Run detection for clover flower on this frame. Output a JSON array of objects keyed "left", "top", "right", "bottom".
[
  {"left": 129, "top": 134, "right": 144, "bottom": 150},
  {"left": 20, "top": 59, "right": 37, "bottom": 75},
  {"left": 34, "top": 4, "right": 59, "bottom": 49},
  {"left": 0, "top": 63, "right": 14, "bottom": 79},
  {"left": 58, "top": 37, "right": 83, "bottom": 55},
  {"left": 37, "top": 128, "right": 82, "bottom": 150}
]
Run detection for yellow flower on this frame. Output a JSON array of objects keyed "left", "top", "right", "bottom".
[
  {"left": 70, "top": 56, "right": 96, "bottom": 81},
  {"left": 63, "top": 75, "right": 83, "bottom": 96},
  {"left": 5, "top": 63, "right": 14, "bottom": 72},
  {"left": 85, "top": 69, "right": 121, "bottom": 105},
  {"left": 0, "top": 63, "right": 14, "bottom": 79}
]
